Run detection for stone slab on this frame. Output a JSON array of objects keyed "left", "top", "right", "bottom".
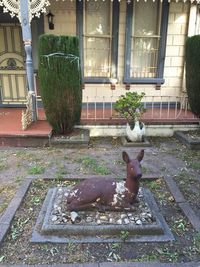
[
  {"left": 3, "top": 264, "right": 198, "bottom": 267},
  {"left": 31, "top": 187, "right": 174, "bottom": 243},
  {"left": 121, "top": 136, "right": 151, "bottom": 147},
  {"left": 50, "top": 129, "right": 90, "bottom": 148},
  {"left": 164, "top": 176, "right": 186, "bottom": 203},
  {"left": 178, "top": 202, "right": 200, "bottom": 232},
  {"left": 0, "top": 179, "right": 32, "bottom": 244},
  {"left": 174, "top": 131, "right": 200, "bottom": 150},
  {"left": 164, "top": 175, "right": 200, "bottom": 232},
  {"left": 0, "top": 262, "right": 200, "bottom": 267}
]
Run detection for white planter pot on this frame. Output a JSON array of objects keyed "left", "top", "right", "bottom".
[{"left": 126, "top": 121, "right": 145, "bottom": 142}]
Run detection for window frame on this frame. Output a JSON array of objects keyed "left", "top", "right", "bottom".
[
  {"left": 76, "top": 0, "right": 119, "bottom": 84},
  {"left": 124, "top": 0, "right": 169, "bottom": 84}
]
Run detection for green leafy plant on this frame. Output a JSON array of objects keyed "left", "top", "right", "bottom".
[
  {"left": 185, "top": 35, "right": 200, "bottom": 117},
  {"left": 120, "top": 230, "right": 129, "bottom": 241},
  {"left": 28, "top": 166, "right": 45, "bottom": 175},
  {"left": 114, "top": 91, "right": 146, "bottom": 125},
  {"left": 38, "top": 34, "right": 82, "bottom": 134},
  {"left": 11, "top": 218, "right": 30, "bottom": 240},
  {"left": 193, "top": 232, "right": 200, "bottom": 252},
  {"left": 78, "top": 156, "right": 110, "bottom": 175}
]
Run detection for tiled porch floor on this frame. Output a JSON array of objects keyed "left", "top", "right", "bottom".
[
  {"left": 0, "top": 107, "right": 199, "bottom": 137},
  {"left": 0, "top": 108, "right": 52, "bottom": 136}
]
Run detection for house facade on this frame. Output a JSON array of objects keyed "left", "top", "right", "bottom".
[{"left": 0, "top": 0, "right": 200, "bottom": 115}]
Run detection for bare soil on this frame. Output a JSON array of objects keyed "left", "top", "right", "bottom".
[{"left": 0, "top": 136, "right": 200, "bottom": 264}]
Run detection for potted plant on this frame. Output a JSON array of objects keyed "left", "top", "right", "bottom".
[{"left": 114, "top": 91, "right": 146, "bottom": 142}]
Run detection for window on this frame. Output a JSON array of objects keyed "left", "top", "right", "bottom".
[
  {"left": 77, "top": 0, "right": 119, "bottom": 83},
  {"left": 124, "top": 0, "right": 169, "bottom": 84}
]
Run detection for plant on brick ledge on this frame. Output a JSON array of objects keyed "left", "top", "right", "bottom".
[
  {"left": 114, "top": 91, "right": 146, "bottom": 142},
  {"left": 185, "top": 35, "right": 200, "bottom": 118},
  {"left": 38, "top": 34, "right": 82, "bottom": 134}
]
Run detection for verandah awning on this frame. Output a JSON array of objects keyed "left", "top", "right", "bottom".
[{"left": 0, "top": 0, "right": 199, "bottom": 23}]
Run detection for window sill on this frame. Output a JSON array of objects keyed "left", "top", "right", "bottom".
[
  {"left": 123, "top": 78, "right": 165, "bottom": 84},
  {"left": 84, "top": 77, "right": 117, "bottom": 84}
]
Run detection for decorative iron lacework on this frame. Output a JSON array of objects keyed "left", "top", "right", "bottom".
[
  {"left": 0, "top": 0, "right": 200, "bottom": 21},
  {"left": 0, "top": 0, "right": 50, "bottom": 22}
]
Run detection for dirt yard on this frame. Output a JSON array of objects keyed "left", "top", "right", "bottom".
[{"left": 0, "top": 136, "right": 200, "bottom": 264}]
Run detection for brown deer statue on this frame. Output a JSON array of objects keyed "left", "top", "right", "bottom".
[{"left": 66, "top": 150, "right": 144, "bottom": 211}]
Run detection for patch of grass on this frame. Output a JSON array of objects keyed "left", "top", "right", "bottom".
[
  {"left": 15, "top": 176, "right": 23, "bottom": 184},
  {"left": 155, "top": 248, "right": 178, "bottom": 262},
  {"left": 189, "top": 161, "right": 200, "bottom": 171},
  {"left": 28, "top": 166, "right": 45, "bottom": 175},
  {"left": 141, "top": 166, "right": 149, "bottom": 174},
  {"left": 0, "top": 162, "right": 7, "bottom": 171},
  {"left": 172, "top": 218, "right": 188, "bottom": 236},
  {"left": 56, "top": 163, "right": 68, "bottom": 175},
  {"left": 10, "top": 218, "right": 30, "bottom": 240},
  {"left": 0, "top": 185, "right": 15, "bottom": 214},
  {"left": 78, "top": 156, "right": 110, "bottom": 175},
  {"left": 194, "top": 232, "right": 200, "bottom": 252},
  {"left": 136, "top": 253, "right": 159, "bottom": 262},
  {"left": 143, "top": 179, "right": 162, "bottom": 191},
  {"left": 31, "top": 196, "right": 41, "bottom": 206},
  {"left": 120, "top": 230, "right": 129, "bottom": 241}
]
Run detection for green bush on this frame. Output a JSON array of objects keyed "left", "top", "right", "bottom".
[
  {"left": 38, "top": 34, "right": 82, "bottom": 133},
  {"left": 114, "top": 91, "right": 146, "bottom": 123},
  {"left": 185, "top": 35, "right": 200, "bottom": 117}
]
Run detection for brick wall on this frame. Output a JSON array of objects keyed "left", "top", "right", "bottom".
[{"left": 43, "top": 0, "right": 191, "bottom": 101}]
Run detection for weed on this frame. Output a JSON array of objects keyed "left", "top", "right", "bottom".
[
  {"left": 11, "top": 218, "right": 30, "bottom": 240},
  {"left": 107, "top": 251, "right": 121, "bottom": 262},
  {"left": 136, "top": 253, "right": 159, "bottom": 262},
  {"left": 114, "top": 160, "right": 124, "bottom": 166},
  {"left": 56, "top": 164, "right": 68, "bottom": 175},
  {"left": 78, "top": 156, "right": 110, "bottom": 175},
  {"left": 31, "top": 196, "right": 41, "bottom": 206},
  {"left": 142, "top": 165, "right": 149, "bottom": 174},
  {"left": 143, "top": 179, "right": 162, "bottom": 191},
  {"left": 156, "top": 248, "right": 178, "bottom": 262},
  {"left": 173, "top": 218, "right": 188, "bottom": 235},
  {"left": 50, "top": 247, "right": 59, "bottom": 256},
  {"left": 194, "top": 232, "right": 200, "bottom": 252},
  {"left": 0, "top": 256, "right": 5, "bottom": 263},
  {"left": 110, "top": 243, "right": 121, "bottom": 250},
  {"left": 120, "top": 230, "right": 129, "bottom": 241},
  {"left": 40, "top": 245, "right": 59, "bottom": 256},
  {"left": 190, "top": 161, "right": 200, "bottom": 171},
  {"left": 15, "top": 176, "right": 23, "bottom": 184},
  {"left": 0, "top": 162, "right": 7, "bottom": 171},
  {"left": 28, "top": 166, "right": 45, "bottom": 175}
]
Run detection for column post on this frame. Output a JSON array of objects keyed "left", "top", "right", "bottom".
[{"left": 20, "top": 0, "right": 37, "bottom": 121}]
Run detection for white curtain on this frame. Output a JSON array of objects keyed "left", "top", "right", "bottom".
[{"left": 131, "top": 1, "right": 161, "bottom": 78}]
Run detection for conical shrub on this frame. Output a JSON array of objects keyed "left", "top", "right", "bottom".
[
  {"left": 185, "top": 35, "right": 200, "bottom": 118},
  {"left": 38, "top": 34, "right": 82, "bottom": 133}
]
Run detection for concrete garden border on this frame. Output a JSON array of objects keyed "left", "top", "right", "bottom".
[{"left": 174, "top": 130, "right": 200, "bottom": 150}]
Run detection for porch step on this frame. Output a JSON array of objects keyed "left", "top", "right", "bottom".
[{"left": 0, "top": 120, "right": 52, "bottom": 147}]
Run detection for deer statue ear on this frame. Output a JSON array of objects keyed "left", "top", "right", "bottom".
[
  {"left": 122, "top": 151, "right": 130, "bottom": 163},
  {"left": 137, "top": 149, "right": 144, "bottom": 162}
]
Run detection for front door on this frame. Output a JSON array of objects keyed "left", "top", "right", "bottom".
[{"left": 0, "top": 24, "right": 27, "bottom": 106}]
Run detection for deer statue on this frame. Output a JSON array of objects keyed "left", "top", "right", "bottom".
[{"left": 66, "top": 150, "right": 144, "bottom": 211}]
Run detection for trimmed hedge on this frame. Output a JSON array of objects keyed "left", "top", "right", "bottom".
[
  {"left": 38, "top": 34, "right": 82, "bottom": 133},
  {"left": 185, "top": 35, "right": 200, "bottom": 118}
]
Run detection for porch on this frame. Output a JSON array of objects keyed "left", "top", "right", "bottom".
[{"left": 0, "top": 94, "right": 199, "bottom": 147}]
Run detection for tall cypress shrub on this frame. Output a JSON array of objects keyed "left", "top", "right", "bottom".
[
  {"left": 185, "top": 35, "right": 200, "bottom": 118},
  {"left": 38, "top": 34, "right": 82, "bottom": 133}
]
